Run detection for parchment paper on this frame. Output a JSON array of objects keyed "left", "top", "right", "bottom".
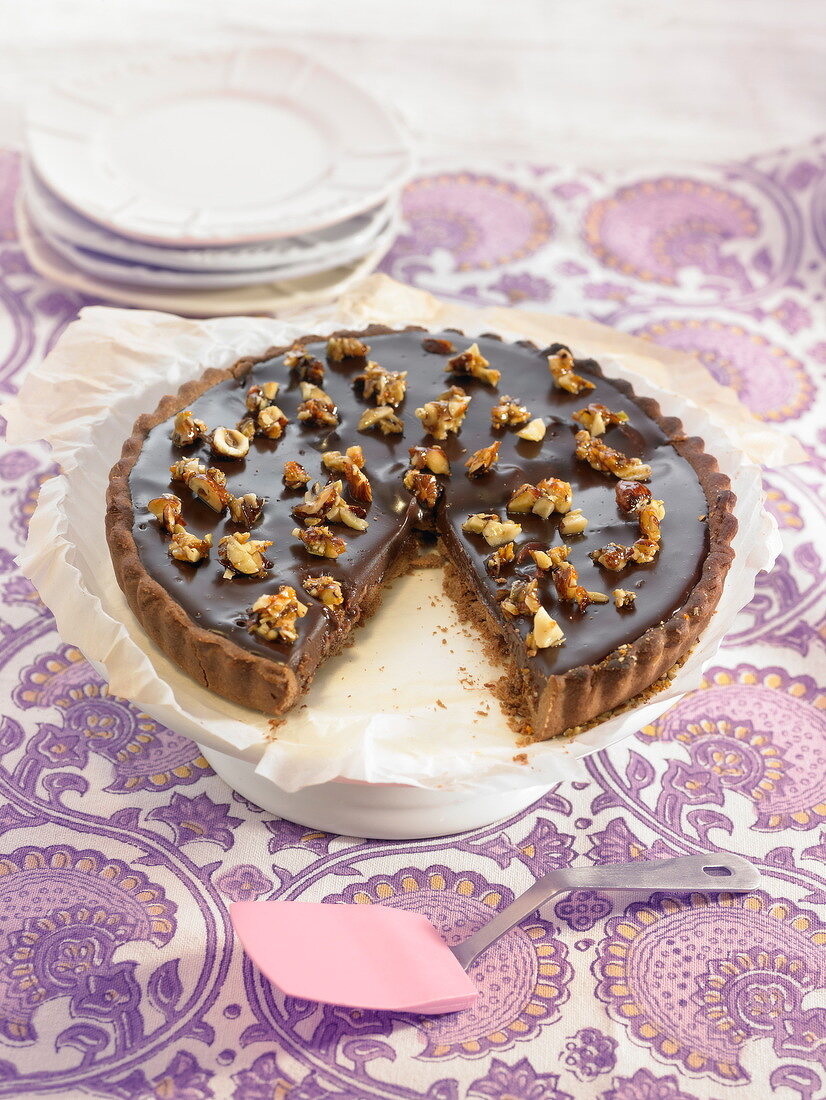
[{"left": 3, "top": 277, "right": 786, "bottom": 792}]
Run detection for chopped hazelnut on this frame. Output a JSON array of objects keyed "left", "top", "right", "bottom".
[
  {"left": 547, "top": 347, "right": 595, "bottom": 394},
  {"left": 218, "top": 532, "right": 273, "bottom": 578},
  {"left": 292, "top": 524, "right": 346, "bottom": 558},
  {"left": 486, "top": 542, "right": 515, "bottom": 576},
  {"left": 462, "top": 513, "right": 522, "bottom": 547},
  {"left": 575, "top": 430, "right": 651, "bottom": 481},
  {"left": 303, "top": 574, "right": 344, "bottom": 608},
  {"left": 169, "top": 525, "right": 212, "bottom": 564},
  {"left": 322, "top": 448, "right": 372, "bottom": 503},
  {"left": 491, "top": 394, "right": 530, "bottom": 429},
  {"left": 357, "top": 406, "right": 405, "bottom": 435},
  {"left": 285, "top": 347, "right": 325, "bottom": 384},
  {"left": 465, "top": 441, "right": 500, "bottom": 478},
  {"left": 422, "top": 337, "right": 455, "bottom": 355},
  {"left": 590, "top": 542, "right": 634, "bottom": 571},
  {"left": 614, "top": 588, "right": 637, "bottom": 609},
  {"left": 253, "top": 405, "right": 289, "bottom": 440},
  {"left": 297, "top": 383, "right": 338, "bottom": 427},
  {"left": 211, "top": 427, "right": 250, "bottom": 459},
  {"left": 552, "top": 560, "right": 603, "bottom": 612},
  {"left": 415, "top": 386, "right": 471, "bottom": 440},
  {"left": 516, "top": 418, "right": 546, "bottom": 442},
  {"left": 529, "top": 544, "right": 570, "bottom": 571},
  {"left": 446, "top": 343, "right": 500, "bottom": 387},
  {"left": 327, "top": 335, "right": 370, "bottom": 362},
  {"left": 615, "top": 480, "right": 653, "bottom": 513},
  {"left": 558, "top": 509, "right": 588, "bottom": 536},
  {"left": 293, "top": 480, "right": 368, "bottom": 531},
  {"left": 501, "top": 577, "right": 541, "bottom": 617},
  {"left": 631, "top": 537, "right": 659, "bottom": 564},
  {"left": 572, "top": 403, "right": 629, "bottom": 436},
  {"left": 403, "top": 469, "right": 442, "bottom": 508},
  {"left": 639, "top": 499, "right": 666, "bottom": 541},
  {"left": 247, "top": 587, "right": 308, "bottom": 643},
  {"left": 245, "top": 381, "right": 280, "bottom": 414},
  {"left": 354, "top": 361, "right": 408, "bottom": 406},
  {"left": 147, "top": 494, "right": 183, "bottom": 533},
  {"left": 227, "top": 492, "right": 265, "bottom": 527},
  {"left": 171, "top": 410, "right": 207, "bottom": 447},
  {"left": 283, "top": 460, "right": 311, "bottom": 489},
  {"left": 508, "top": 477, "right": 572, "bottom": 518},
  {"left": 409, "top": 445, "right": 451, "bottom": 476},
  {"left": 526, "top": 606, "right": 565, "bottom": 654},
  {"left": 188, "top": 467, "right": 231, "bottom": 513},
  {"left": 169, "top": 456, "right": 204, "bottom": 484}
]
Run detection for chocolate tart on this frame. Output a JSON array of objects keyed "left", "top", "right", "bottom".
[{"left": 106, "top": 327, "right": 736, "bottom": 741}]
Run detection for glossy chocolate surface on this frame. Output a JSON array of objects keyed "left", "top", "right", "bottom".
[{"left": 128, "top": 331, "right": 708, "bottom": 686}]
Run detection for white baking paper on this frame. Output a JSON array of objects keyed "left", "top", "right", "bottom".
[{"left": 3, "top": 281, "right": 785, "bottom": 792}]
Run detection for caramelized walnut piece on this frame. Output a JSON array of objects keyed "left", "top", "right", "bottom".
[
  {"left": 354, "top": 361, "right": 408, "bottom": 407},
  {"left": 247, "top": 587, "right": 308, "bottom": 643},
  {"left": 529, "top": 544, "right": 570, "bottom": 571},
  {"left": 218, "top": 532, "right": 272, "bottom": 578},
  {"left": 245, "top": 381, "right": 280, "bottom": 414},
  {"left": 614, "top": 588, "right": 637, "bottom": 609},
  {"left": 422, "top": 337, "right": 455, "bottom": 355},
  {"left": 357, "top": 406, "right": 404, "bottom": 435},
  {"left": 283, "top": 461, "right": 311, "bottom": 489},
  {"left": 147, "top": 494, "right": 183, "bottom": 533},
  {"left": 302, "top": 575, "right": 344, "bottom": 608},
  {"left": 572, "top": 403, "right": 629, "bottom": 436},
  {"left": 297, "top": 383, "right": 338, "bottom": 427},
  {"left": 188, "top": 467, "right": 231, "bottom": 513},
  {"left": 227, "top": 492, "right": 265, "bottom": 528},
  {"left": 285, "top": 347, "right": 325, "bottom": 384},
  {"left": 526, "top": 607, "right": 565, "bottom": 655},
  {"left": 516, "top": 417, "right": 546, "bottom": 442},
  {"left": 322, "top": 448, "right": 372, "bottom": 503},
  {"left": 446, "top": 343, "right": 500, "bottom": 387},
  {"left": 501, "top": 577, "right": 541, "bottom": 617},
  {"left": 486, "top": 542, "right": 515, "bottom": 576},
  {"left": 327, "top": 335, "right": 370, "bottom": 362},
  {"left": 507, "top": 477, "right": 572, "bottom": 518},
  {"left": 552, "top": 560, "right": 607, "bottom": 612},
  {"left": 211, "top": 427, "right": 250, "bottom": 459},
  {"left": 465, "top": 441, "right": 500, "bottom": 478},
  {"left": 171, "top": 410, "right": 207, "bottom": 447},
  {"left": 615, "top": 480, "right": 653, "bottom": 513},
  {"left": 293, "top": 480, "right": 368, "bottom": 531},
  {"left": 415, "top": 386, "right": 471, "bottom": 440},
  {"left": 292, "top": 525, "right": 346, "bottom": 558},
  {"left": 169, "top": 525, "right": 212, "bottom": 564},
  {"left": 575, "top": 430, "right": 651, "bottom": 481},
  {"left": 408, "top": 445, "right": 451, "bottom": 476},
  {"left": 403, "top": 469, "right": 441, "bottom": 509},
  {"left": 547, "top": 347, "right": 595, "bottom": 395},
  {"left": 491, "top": 394, "right": 531, "bottom": 430},
  {"left": 462, "top": 513, "right": 522, "bottom": 547},
  {"left": 558, "top": 509, "right": 588, "bottom": 536}
]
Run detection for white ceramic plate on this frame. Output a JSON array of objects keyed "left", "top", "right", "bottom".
[
  {"left": 24, "top": 194, "right": 400, "bottom": 290},
  {"left": 22, "top": 160, "right": 397, "bottom": 273},
  {"left": 15, "top": 198, "right": 387, "bottom": 317},
  {"left": 26, "top": 46, "right": 413, "bottom": 245}
]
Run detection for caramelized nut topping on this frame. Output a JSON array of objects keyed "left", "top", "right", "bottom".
[
  {"left": 422, "top": 337, "right": 455, "bottom": 355},
  {"left": 293, "top": 480, "right": 368, "bottom": 531},
  {"left": 630, "top": 537, "right": 659, "bottom": 564},
  {"left": 553, "top": 560, "right": 602, "bottom": 612},
  {"left": 292, "top": 525, "right": 346, "bottom": 558},
  {"left": 590, "top": 542, "right": 634, "bottom": 571},
  {"left": 507, "top": 477, "right": 572, "bottom": 518},
  {"left": 218, "top": 532, "right": 273, "bottom": 578},
  {"left": 147, "top": 494, "right": 183, "bottom": 533},
  {"left": 303, "top": 575, "right": 344, "bottom": 607},
  {"left": 283, "top": 460, "right": 311, "bottom": 489},
  {"left": 463, "top": 513, "right": 522, "bottom": 547},
  {"left": 297, "top": 383, "right": 338, "bottom": 427},
  {"left": 547, "top": 347, "right": 595, "bottom": 394},
  {"left": 486, "top": 541, "right": 515, "bottom": 576},
  {"left": 593, "top": 498, "right": 665, "bottom": 569},
  {"left": 227, "top": 492, "right": 265, "bottom": 528},
  {"left": 247, "top": 587, "right": 308, "bottom": 643},
  {"left": 572, "top": 403, "right": 629, "bottom": 436},
  {"left": 639, "top": 499, "right": 666, "bottom": 541},
  {"left": 188, "top": 467, "right": 231, "bottom": 513},
  {"left": 354, "top": 361, "right": 408, "bottom": 407},
  {"left": 529, "top": 544, "right": 570, "bottom": 571},
  {"left": 211, "top": 427, "right": 250, "bottom": 459},
  {"left": 327, "top": 335, "right": 370, "bottom": 362},
  {"left": 614, "top": 588, "right": 637, "bottom": 608},
  {"left": 558, "top": 509, "right": 588, "bottom": 536},
  {"left": 245, "top": 381, "right": 280, "bottom": 414},
  {"left": 171, "top": 410, "right": 207, "bottom": 447},
  {"left": 169, "top": 456, "right": 204, "bottom": 484},
  {"left": 615, "top": 480, "right": 653, "bottom": 513},
  {"left": 446, "top": 343, "right": 500, "bottom": 387},
  {"left": 322, "top": 449, "right": 372, "bottom": 503},
  {"left": 403, "top": 469, "right": 442, "bottom": 509},
  {"left": 357, "top": 406, "right": 404, "bottom": 435},
  {"left": 408, "top": 445, "right": 451, "bottom": 476},
  {"left": 526, "top": 606, "right": 565, "bottom": 654},
  {"left": 491, "top": 394, "right": 531, "bottom": 429},
  {"left": 169, "top": 525, "right": 212, "bottom": 564},
  {"left": 415, "top": 386, "right": 471, "bottom": 440},
  {"left": 285, "top": 347, "right": 325, "bottom": 384},
  {"left": 465, "top": 441, "right": 500, "bottom": 478},
  {"left": 501, "top": 577, "right": 541, "bottom": 617},
  {"left": 240, "top": 404, "right": 288, "bottom": 440},
  {"left": 516, "top": 417, "right": 546, "bottom": 442},
  {"left": 574, "top": 430, "right": 651, "bottom": 481}
]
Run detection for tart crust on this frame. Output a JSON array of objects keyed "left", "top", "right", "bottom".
[{"left": 106, "top": 325, "right": 737, "bottom": 740}]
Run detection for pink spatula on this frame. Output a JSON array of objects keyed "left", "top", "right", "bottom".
[{"left": 231, "top": 853, "right": 759, "bottom": 1015}]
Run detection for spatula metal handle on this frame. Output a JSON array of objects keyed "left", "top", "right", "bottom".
[{"left": 449, "top": 853, "right": 760, "bottom": 971}]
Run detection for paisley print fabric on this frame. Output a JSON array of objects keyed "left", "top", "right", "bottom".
[{"left": 1, "top": 136, "right": 825, "bottom": 1097}]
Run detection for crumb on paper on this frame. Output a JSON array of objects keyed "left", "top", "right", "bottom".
[
  {"left": 436, "top": 699, "right": 447, "bottom": 709},
  {"left": 513, "top": 752, "right": 528, "bottom": 765}
]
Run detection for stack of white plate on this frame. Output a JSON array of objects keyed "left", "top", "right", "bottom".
[{"left": 18, "top": 47, "right": 413, "bottom": 316}]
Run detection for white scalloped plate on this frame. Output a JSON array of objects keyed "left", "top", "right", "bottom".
[
  {"left": 15, "top": 198, "right": 388, "bottom": 317},
  {"left": 26, "top": 47, "right": 413, "bottom": 245}
]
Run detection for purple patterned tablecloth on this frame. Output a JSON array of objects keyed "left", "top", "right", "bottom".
[{"left": 0, "top": 138, "right": 825, "bottom": 1100}]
